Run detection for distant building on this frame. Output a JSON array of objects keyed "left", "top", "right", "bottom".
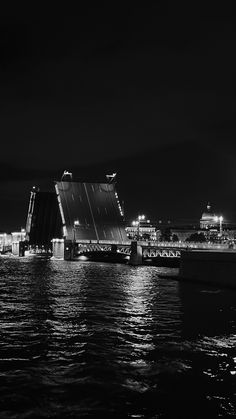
[
  {"left": 126, "top": 217, "right": 158, "bottom": 241},
  {"left": 0, "top": 233, "right": 12, "bottom": 252},
  {"left": 0, "top": 230, "right": 26, "bottom": 254},
  {"left": 12, "top": 229, "right": 26, "bottom": 243},
  {"left": 200, "top": 203, "right": 218, "bottom": 229}
]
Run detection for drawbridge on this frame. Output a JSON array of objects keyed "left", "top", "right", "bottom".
[
  {"left": 55, "top": 180, "right": 127, "bottom": 243},
  {"left": 25, "top": 174, "right": 127, "bottom": 252}
]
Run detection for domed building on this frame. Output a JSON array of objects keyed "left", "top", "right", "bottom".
[{"left": 200, "top": 203, "right": 218, "bottom": 229}]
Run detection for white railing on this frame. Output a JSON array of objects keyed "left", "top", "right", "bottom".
[
  {"left": 63, "top": 238, "right": 234, "bottom": 251},
  {"left": 142, "top": 241, "right": 231, "bottom": 250}
]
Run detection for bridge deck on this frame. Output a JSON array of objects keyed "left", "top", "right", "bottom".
[{"left": 55, "top": 181, "right": 127, "bottom": 242}]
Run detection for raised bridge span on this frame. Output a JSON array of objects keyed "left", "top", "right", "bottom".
[{"left": 26, "top": 178, "right": 127, "bottom": 249}]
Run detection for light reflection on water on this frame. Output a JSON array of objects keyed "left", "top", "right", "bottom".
[{"left": 0, "top": 257, "right": 236, "bottom": 418}]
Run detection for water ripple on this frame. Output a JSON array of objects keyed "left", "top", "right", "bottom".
[{"left": 0, "top": 257, "right": 236, "bottom": 418}]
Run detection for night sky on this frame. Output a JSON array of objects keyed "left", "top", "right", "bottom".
[{"left": 0, "top": 4, "right": 235, "bottom": 231}]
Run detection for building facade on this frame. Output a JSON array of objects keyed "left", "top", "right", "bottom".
[{"left": 200, "top": 203, "right": 218, "bottom": 229}]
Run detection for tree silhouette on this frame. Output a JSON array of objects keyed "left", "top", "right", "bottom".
[{"left": 186, "top": 232, "right": 206, "bottom": 243}]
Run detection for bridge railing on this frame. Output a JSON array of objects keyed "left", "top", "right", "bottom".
[
  {"left": 70, "top": 237, "right": 236, "bottom": 252},
  {"left": 144, "top": 241, "right": 231, "bottom": 249},
  {"left": 75, "top": 239, "right": 131, "bottom": 245},
  {"left": 74, "top": 239, "right": 232, "bottom": 249}
]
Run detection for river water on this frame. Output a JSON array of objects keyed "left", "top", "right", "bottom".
[{"left": 0, "top": 256, "right": 236, "bottom": 418}]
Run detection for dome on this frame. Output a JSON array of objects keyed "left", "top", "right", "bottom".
[
  {"left": 200, "top": 203, "right": 217, "bottom": 228},
  {"left": 201, "top": 203, "right": 215, "bottom": 218},
  {"left": 201, "top": 212, "right": 216, "bottom": 221}
]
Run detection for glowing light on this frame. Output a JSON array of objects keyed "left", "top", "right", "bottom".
[
  {"left": 78, "top": 255, "right": 88, "bottom": 261},
  {"left": 214, "top": 215, "right": 224, "bottom": 235}
]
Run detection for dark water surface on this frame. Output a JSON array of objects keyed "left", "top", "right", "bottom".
[{"left": 0, "top": 257, "right": 236, "bottom": 418}]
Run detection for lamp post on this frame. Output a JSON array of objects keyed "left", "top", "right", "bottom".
[
  {"left": 214, "top": 215, "right": 223, "bottom": 237},
  {"left": 73, "top": 220, "right": 80, "bottom": 242},
  {"left": 137, "top": 220, "right": 140, "bottom": 240},
  {"left": 132, "top": 221, "right": 139, "bottom": 240},
  {"left": 219, "top": 216, "right": 223, "bottom": 236},
  {"left": 138, "top": 215, "right": 145, "bottom": 240},
  {"left": 132, "top": 215, "right": 145, "bottom": 241}
]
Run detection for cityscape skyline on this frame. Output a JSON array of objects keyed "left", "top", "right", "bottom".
[{"left": 0, "top": 168, "right": 234, "bottom": 234}]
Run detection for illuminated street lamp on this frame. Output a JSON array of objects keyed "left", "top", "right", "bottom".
[
  {"left": 214, "top": 215, "right": 223, "bottom": 236},
  {"left": 132, "top": 215, "right": 145, "bottom": 240},
  {"left": 219, "top": 216, "right": 223, "bottom": 236},
  {"left": 73, "top": 220, "right": 80, "bottom": 242}
]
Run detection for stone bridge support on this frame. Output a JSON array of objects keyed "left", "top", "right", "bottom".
[
  {"left": 12, "top": 241, "right": 25, "bottom": 257},
  {"left": 129, "top": 241, "right": 143, "bottom": 265},
  {"left": 52, "top": 239, "right": 65, "bottom": 259},
  {"left": 52, "top": 239, "right": 75, "bottom": 260},
  {"left": 111, "top": 244, "right": 117, "bottom": 254}
]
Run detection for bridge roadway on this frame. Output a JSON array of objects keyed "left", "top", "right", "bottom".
[
  {"left": 75, "top": 240, "right": 181, "bottom": 259},
  {"left": 74, "top": 240, "right": 231, "bottom": 260}
]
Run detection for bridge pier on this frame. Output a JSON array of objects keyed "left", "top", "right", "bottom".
[
  {"left": 64, "top": 240, "right": 74, "bottom": 260},
  {"left": 52, "top": 239, "right": 75, "bottom": 260},
  {"left": 111, "top": 244, "right": 117, "bottom": 254},
  {"left": 129, "top": 241, "right": 143, "bottom": 265},
  {"left": 12, "top": 241, "right": 25, "bottom": 257},
  {"left": 52, "top": 239, "right": 65, "bottom": 259}
]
